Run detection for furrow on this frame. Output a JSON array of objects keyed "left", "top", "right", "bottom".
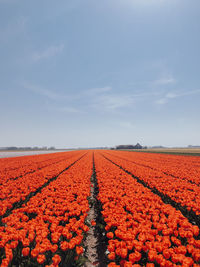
[
  {"left": 105, "top": 151, "right": 199, "bottom": 187},
  {"left": 84, "top": 154, "right": 101, "bottom": 267},
  {"left": 0, "top": 154, "right": 76, "bottom": 186},
  {"left": 101, "top": 153, "right": 200, "bottom": 229},
  {"left": 0, "top": 153, "right": 87, "bottom": 226}
]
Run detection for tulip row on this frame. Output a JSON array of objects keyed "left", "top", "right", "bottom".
[
  {"left": 0, "top": 151, "right": 86, "bottom": 217},
  {"left": 103, "top": 151, "right": 200, "bottom": 216},
  {"left": 94, "top": 152, "right": 200, "bottom": 266},
  {"left": 0, "top": 151, "right": 81, "bottom": 185},
  {"left": 105, "top": 151, "right": 200, "bottom": 185},
  {"left": 0, "top": 151, "right": 93, "bottom": 267}
]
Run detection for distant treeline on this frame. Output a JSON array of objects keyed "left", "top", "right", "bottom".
[{"left": 0, "top": 146, "right": 56, "bottom": 151}]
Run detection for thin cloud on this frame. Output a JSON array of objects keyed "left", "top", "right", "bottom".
[
  {"left": 154, "top": 76, "right": 176, "bottom": 85},
  {"left": 23, "top": 82, "right": 83, "bottom": 113},
  {"left": 32, "top": 44, "right": 64, "bottom": 62},
  {"left": 55, "top": 106, "right": 81, "bottom": 113},
  {"left": 172, "top": 89, "right": 200, "bottom": 98},
  {"left": 129, "top": 75, "right": 176, "bottom": 87},
  {"left": 85, "top": 86, "right": 112, "bottom": 95},
  {"left": 93, "top": 93, "right": 134, "bottom": 111},
  {"left": 165, "top": 93, "right": 177, "bottom": 98},
  {"left": 155, "top": 98, "right": 168, "bottom": 105},
  {"left": 131, "top": 91, "right": 162, "bottom": 98},
  {"left": 23, "top": 82, "right": 63, "bottom": 100},
  {"left": 90, "top": 88, "right": 162, "bottom": 111},
  {"left": 156, "top": 89, "right": 200, "bottom": 105}
]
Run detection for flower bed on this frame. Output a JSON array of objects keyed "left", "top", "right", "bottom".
[
  {"left": 95, "top": 152, "right": 200, "bottom": 266},
  {"left": 0, "top": 152, "right": 93, "bottom": 266}
]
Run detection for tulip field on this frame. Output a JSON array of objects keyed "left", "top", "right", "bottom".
[{"left": 0, "top": 150, "right": 200, "bottom": 266}]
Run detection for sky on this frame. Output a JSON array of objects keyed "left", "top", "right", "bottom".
[{"left": 0, "top": 0, "right": 200, "bottom": 148}]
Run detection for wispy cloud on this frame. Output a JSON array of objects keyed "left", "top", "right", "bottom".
[
  {"left": 85, "top": 86, "right": 112, "bottom": 96},
  {"left": 93, "top": 93, "right": 134, "bottom": 111},
  {"left": 128, "top": 73, "right": 176, "bottom": 88},
  {"left": 32, "top": 44, "right": 64, "bottom": 62},
  {"left": 23, "top": 80, "right": 176, "bottom": 113},
  {"left": 166, "top": 89, "right": 200, "bottom": 98},
  {"left": 75, "top": 85, "right": 132, "bottom": 112},
  {"left": 154, "top": 75, "right": 176, "bottom": 85},
  {"left": 156, "top": 89, "right": 200, "bottom": 105},
  {"left": 156, "top": 98, "right": 168, "bottom": 105},
  {"left": 22, "top": 82, "right": 83, "bottom": 114},
  {"left": 54, "top": 106, "right": 81, "bottom": 113},
  {"left": 88, "top": 86, "right": 163, "bottom": 111},
  {"left": 165, "top": 93, "right": 177, "bottom": 99},
  {"left": 23, "top": 82, "right": 63, "bottom": 100}
]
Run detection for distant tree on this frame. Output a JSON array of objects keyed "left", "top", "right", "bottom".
[{"left": 7, "top": 147, "right": 18, "bottom": 150}]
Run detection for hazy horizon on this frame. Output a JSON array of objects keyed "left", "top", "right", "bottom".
[
  {"left": 1, "top": 144, "right": 200, "bottom": 150},
  {"left": 1, "top": 0, "right": 199, "bottom": 148}
]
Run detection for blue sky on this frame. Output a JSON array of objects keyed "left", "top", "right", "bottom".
[{"left": 0, "top": 0, "right": 200, "bottom": 148}]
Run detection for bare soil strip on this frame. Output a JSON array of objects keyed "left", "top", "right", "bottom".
[
  {"left": 101, "top": 153, "right": 200, "bottom": 229},
  {"left": 84, "top": 159, "right": 98, "bottom": 266},
  {"left": 84, "top": 154, "right": 108, "bottom": 267},
  {"left": 0, "top": 153, "right": 87, "bottom": 226}
]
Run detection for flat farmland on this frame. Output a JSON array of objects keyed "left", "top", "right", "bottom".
[
  {"left": 123, "top": 148, "right": 200, "bottom": 157},
  {"left": 0, "top": 150, "right": 200, "bottom": 267}
]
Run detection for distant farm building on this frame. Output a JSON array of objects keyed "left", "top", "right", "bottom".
[{"left": 116, "top": 143, "right": 144, "bottom": 150}]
